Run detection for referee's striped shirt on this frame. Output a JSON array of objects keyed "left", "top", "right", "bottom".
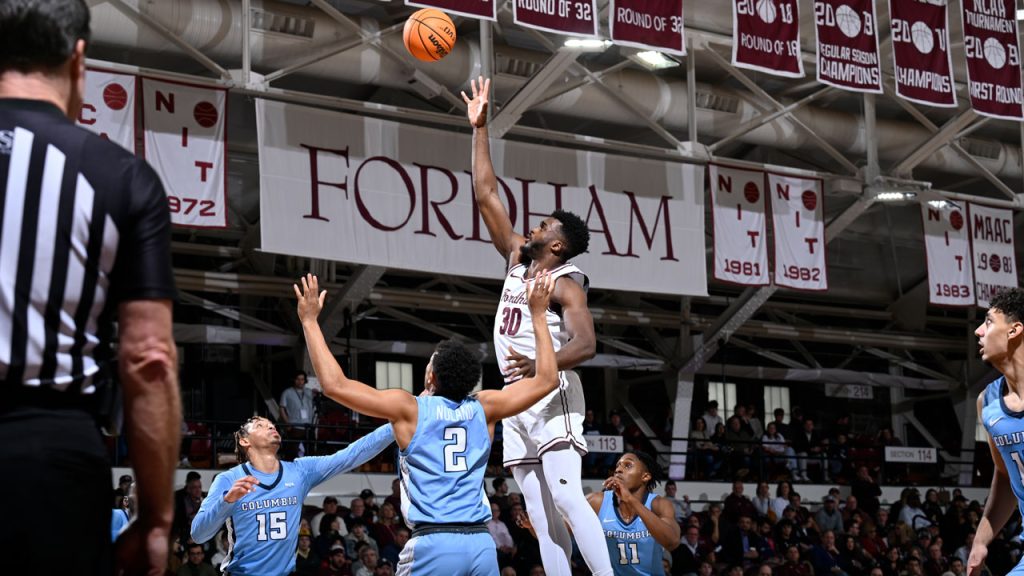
[{"left": 0, "top": 98, "right": 175, "bottom": 395}]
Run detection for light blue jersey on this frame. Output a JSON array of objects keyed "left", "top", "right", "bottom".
[
  {"left": 982, "top": 377, "right": 1024, "bottom": 537},
  {"left": 191, "top": 424, "right": 394, "bottom": 576},
  {"left": 599, "top": 490, "right": 664, "bottom": 576}
]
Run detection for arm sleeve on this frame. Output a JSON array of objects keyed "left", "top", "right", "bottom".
[
  {"left": 298, "top": 424, "right": 395, "bottom": 487},
  {"left": 110, "top": 158, "right": 176, "bottom": 303},
  {"left": 190, "top": 472, "right": 236, "bottom": 544}
]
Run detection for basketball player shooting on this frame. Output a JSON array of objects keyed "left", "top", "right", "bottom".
[{"left": 462, "top": 76, "right": 613, "bottom": 576}]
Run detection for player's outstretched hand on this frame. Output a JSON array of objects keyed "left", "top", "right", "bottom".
[
  {"left": 294, "top": 273, "right": 326, "bottom": 324},
  {"left": 461, "top": 76, "right": 490, "bottom": 128},
  {"left": 224, "top": 476, "right": 260, "bottom": 504},
  {"left": 603, "top": 476, "right": 638, "bottom": 515},
  {"left": 525, "top": 270, "right": 554, "bottom": 315},
  {"left": 115, "top": 521, "right": 170, "bottom": 576},
  {"left": 967, "top": 543, "right": 988, "bottom": 576}
]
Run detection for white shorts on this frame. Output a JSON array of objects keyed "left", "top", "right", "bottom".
[{"left": 502, "top": 370, "right": 587, "bottom": 468}]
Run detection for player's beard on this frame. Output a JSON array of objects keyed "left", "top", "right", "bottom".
[{"left": 518, "top": 241, "right": 538, "bottom": 266}]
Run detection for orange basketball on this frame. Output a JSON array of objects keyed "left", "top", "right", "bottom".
[{"left": 403, "top": 8, "right": 456, "bottom": 62}]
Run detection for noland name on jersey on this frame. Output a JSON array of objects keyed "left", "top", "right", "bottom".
[
  {"left": 436, "top": 404, "right": 475, "bottom": 422},
  {"left": 993, "top": 432, "right": 1024, "bottom": 447},
  {"left": 240, "top": 496, "right": 299, "bottom": 511}
]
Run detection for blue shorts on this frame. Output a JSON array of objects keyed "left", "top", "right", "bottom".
[{"left": 396, "top": 531, "right": 498, "bottom": 576}]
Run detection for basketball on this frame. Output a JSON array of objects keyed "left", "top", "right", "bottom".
[
  {"left": 755, "top": 0, "right": 777, "bottom": 25},
  {"left": 102, "top": 83, "right": 128, "bottom": 111},
  {"left": 193, "top": 101, "right": 219, "bottom": 128},
  {"left": 403, "top": 8, "right": 456, "bottom": 62}
]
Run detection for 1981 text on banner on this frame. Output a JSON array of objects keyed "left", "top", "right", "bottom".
[
  {"left": 610, "top": 0, "right": 685, "bottom": 55},
  {"left": 141, "top": 78, "right": 228, "bottom": 228},
  {"left": 513, "top": 0, "right": 598, "bottom": 37},
  {"left": 732, "top": 0, "right": 804, "bottom": 78},
  {"left": 920, "top": 202, "right": 973, "bottom": 306},
  {"left": 814, "top": 0, "right": 883, "bottom": 93},
  {"left": 77, "top": 69, "right": 136, "bottom": 153},
  {"left": 256, "top": 99, "right": 707, "bottom": 296},
  {"left": 960, "top": 0, "right": 1024, "bottom": 120},
  {"left": 970, "top": 202, "right": 1018, "bottom": 307},
  {"left": 709, "top": 164, "right": 769, "bottom": 286},
  {"left": 889, "top": 0, "right": 957, "bottom": 107},
  {"left": 768, "top": 172, "right": 827, "bottom": 291}
]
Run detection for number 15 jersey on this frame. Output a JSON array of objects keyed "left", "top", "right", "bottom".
[{"left": 493, "top": 262, "right": 589, "bottom": 383}]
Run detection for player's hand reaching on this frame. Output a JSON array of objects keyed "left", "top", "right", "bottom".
[
  {"left": 114, "top": 521, "right": 170, "bottom": 576},
  {"left": 294, "top": 273, "right": 326, "bottom": 324},
  {"left": 526, "top": 270, "right": 554, "bottom": 315},
  {"left": 462, "top": 76, "right": 490, "bottom": 128},
  {"left": 603, "top": 476, "right": 639, "bottom": 516},
  {"left": 967, "top": 543, "right": 988, "bottom": 576},
  {"left": 505, "top": 346, "right": 536, "bottom": 380},
  {"left": 224, "top": 476, "right": 260, "bottom": 504}
]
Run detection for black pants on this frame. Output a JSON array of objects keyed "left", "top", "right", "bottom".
[{"left": 0, "top": 405, "right": 111, "bottom": 575}]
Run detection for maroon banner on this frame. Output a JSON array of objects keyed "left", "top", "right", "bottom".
[
  {"left": 732, "top": 0, "right": 804, "bottom": 78},
  {"left": 889, "top": 0, "right": 956, "bottom": 107},
  {"left": 610, "top": 0, "right": 685, "bottom": 55},
  {"left": 405, "top": 0, "right": 495, "bottom": 20},
  {"left": 813, "top": 0, "right": 882, "bottom": 92},
  {"left": 513, "top": 0, "right": 598, "bottom": 37},
  {"left": 960, "top": 0, "right": 1023, "bottom": 120}
]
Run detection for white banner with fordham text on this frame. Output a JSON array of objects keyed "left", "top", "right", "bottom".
[
  {"left": 709, "top": 164, "right": 769, "bottom": 286},
  {"left": 969, "top": 203, "right": 1018, "bottom": 308},
  {"left": 256, "top": 99, "right": 707, "bottom": 295},
  {"left": 77, "top": 69, "right": 135, "bottom": 153},
  {"left": 768, "top": 172, "right": 827, "bottom": 290},
  {"left": 141, "top": 78, "right": 227, "bottom": 228},
  {"left": 921, "top": 202, "right": 973, "bottom": 306}
]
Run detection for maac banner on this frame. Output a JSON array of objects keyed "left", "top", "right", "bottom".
[
  {"left": 960, "top": 0, "right": 1023, "bottom": 120},
  {"left": 921, "top": 202, "right": 972, "bottom": 306},
  {"left": 77, "top": 69, "right": 135, "bottom": 152},
  {"left": 256, "top": 99, "right": 707, "bottom": 296},
  {"left": 142, "top": 79, "right": 228, "bottom": 228},
  {"left": 514, "top": 0, "right": 598, "bottom": 37},
  {"left": 733, "top": 0, "right": 804, "bottom": 78},
  {"left": 814, "top": 0, "right": 882, "bottom": 92},
  {"left": 405, "top": 0, "right": 496, "bottom": 20},
  {"left": 889, "top": 0, "right": 957, "bottom": 107},
  {"left": 768, "top": 172, "right": 827, "bottom": 290},
  {"left": 610, "top": 0, "right": 685, "bottom": 55},
  {"left": 709, "top": 164, "right": 769, "bottom": 286},
  {"left": 970, "top": 203, "right": 1018, "bottom": 307}
]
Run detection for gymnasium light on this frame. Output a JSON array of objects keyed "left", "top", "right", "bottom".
[
  {"left": 563, "top": 38, "right": 612, "bottom": 51},
  {"left": 927, "top": 200, "right": 956, "bottom": 209},
  {"left": 875, "top": 191, "right": 917, "bottom": 202},
  {"left": 632, "top": 51, "right": 680, "bottom": 70},
  {"left": 1017, "top": 8, "right": 1024, "bottom": 20}
]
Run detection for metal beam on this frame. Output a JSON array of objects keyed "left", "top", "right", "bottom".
[
  {"left": 729, "top": 337, "right": 809, "bottom": 370},
  {"left": 178, "top": 292, "right": 286, "bottom": 334},
  {"left": 262, "top": 23, "right": 406, "bottom": 85},
  {"left": 489, "top": 49, "right": 582, "bottom": 138},
  {"left": 319, "top": 265, "right": 387, "bottom": 340},
  {"left": 376, "top": 306, "right": 468, "bottom": 341},
  {"left": 709, "top": 87, "right": 834, "bottom": 152},
  {"left": 890, "top": 110, "right": 978, "bottom": 176},
  {"left": 862, "top": 348, "right": 959, "bottom": 385}
]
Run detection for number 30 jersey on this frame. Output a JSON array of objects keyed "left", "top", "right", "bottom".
[
  {"left": 399, "top": 395, "right": 491, "bottom": 527},
  {"left": 493, "top": 262, "right": 589, "bottom": 383}
]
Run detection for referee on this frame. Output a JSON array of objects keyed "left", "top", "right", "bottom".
[{"left": 0, "top": 2, "right": 180, "bottom": 575}]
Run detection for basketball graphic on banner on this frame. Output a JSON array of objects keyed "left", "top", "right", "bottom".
[
  {"left": 835, "top": 4, "right": 862, "bottom": 38},
  {"left": 801, "top": 190, "right": 817, "bottom": 211},
  {"left": 193, "top": 101, "right": 219, "bottom": 127},
  {"left": 744, "top": 181, "right": 761, "bottom": 203},
  {"left": 103, "top": 83, "right": 128, "bottom": 110},
  {"left": 984, "top": 37, "right": 1007, "bottom": 69},
  {"left": 990, "top": 254, "right": 1002, "bottom": 272},
  {"left": 756, "top": 0, "right": 777, "bottom": 24},
  {"left": 950, "top": 210, "right": 964, "bottom": 231},
  {"left": 911, "top": 21, "right": 934, "bottom": 54}
]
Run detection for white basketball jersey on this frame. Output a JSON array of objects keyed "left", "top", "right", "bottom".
[{"left": 493, "top": 262, "right": 589, "bottom": 383}]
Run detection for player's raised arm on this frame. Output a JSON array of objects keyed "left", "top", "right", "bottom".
[
  {"left": 462, "top": 76, "right": 525, "bottom": 261},
  {"left": 478, "top": 272, "right": 558, "bottom": 422},
  {"left": 295, "top": 274, "right": 416, "bottom": 425}
]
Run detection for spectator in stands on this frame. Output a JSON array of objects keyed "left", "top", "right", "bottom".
[
  {"left": 313, "top": 497, "right": 347, "bottom": 538},
  {"left": 724, "top": 416, "right": 755, "bottom": 478},
  {"left": 941, "top": 557, "right": 964, "bottom": 576},
  {"left": 773, "top": 482, "right": 794, "bottom": 520},
  {"left": 792, "top": 419, "right": 825, "bottom": 482},
  {"left": 879, "top": 546, "right": 902, "bottom": 576},
  {"left": 491, "top": 477, "right": 511, "bottom": 511},
  {"left": 344, "top": 523, "right": 378, "bottom": 560},
  {"left": 952, "top": 532, "right": 972, "bottom": 566},
  {"left": 371, "top": 502, "right": 399, "bottom": 550},
  {"left": 774, "top": 519, "right": 800, "bottom": 553},
  {"left": 172, "top": 471, "right": 205, "bottom": 544},
  {"left": 582, "top": 409, "right": 602, "bottom": 474},
  {"left": 672, "top": 524, "right": 708, "bottom": 575},
  {"left": 344, "top": 498, "right": 367, "bottom": 532},
  {"left": 735, "top": 405, "right": 755, "bottom": 436},
  {"left": 725, "top": 481, "right": 759, "bottom": 524},
  {"left": 815, "top": 495, "right": 844, "bottom": 536},
  {"left": 320, "top": 542, "right": 351, "bottom": 576},
  {"left": 852, "top": 466, "right": 882, "bottom": 516},
  {"left": 922, "top": 490, "right": 943, "bottom": 526},
  {"left": 753, "top": 482, "right": 775, "bottom": 521},
  {"left": 771, "top": 408, "right": 792, "bottom": 440},
  {"left": 900, "top": 491, "right": 929, "bottom": 531},
  {"left": 352, "top": 545, "right": 380, "bottom": 576},
  {"left": 384, "top": 478, "right": 402, "bottom": 519},
  {"left": 280, "top": 370, "right": 316, "bottom": 458},
  {"left": 177, "top": 543, "right": 217, "bottom": 576},
  {"left": 923, "top": 543, "right": 947, "bottom": 576},
  {"left": 689, "top": 417, "right": 719, "bottom": 480},
  {"left": 664, "top": 480, "right": 690, "bottom": 523},
  {"left": 702, "top": 401, "right": 723, "bottom": 435},
  {"left": 113, "top": 474, "right": 134, "bottom": 504},
  {"left": 904, "top": 557, "right": 925, "bottom": 576},
  {"left": 315, "top": 514, "right": 344, "bottom": 558},
  {"left": 842, "top": 496, "right": 860, "bottom": 525},
  {"left": 827, "top": 433, "right": 850, "bottom": 482},
  {"left": 788, "top": 492, "right": 811, "bottom": 526},
  {"left": 838, "top": 533, "right": 873, "bottom": 575},
  {"left": 748, "top": 404, "right": 765, "bottom": 439},
  {"left": 702, "top": 503, "right": 723, "bottom": 547},
  {"left": 487, "top": 502, "right": 516, "bottom": 568},
  {"left": 380, "top": 526, "right": 408, "bottom": 567},
  {"left": 359, "top": 489, "right": 379, "bottom": 521},
  {"left": 763, "top": 422, "right": 795, "bottom": 479},
  {"left": 777, "top": 545, "right": 813, "bottom": 576},
  {"left": 809, "top": 530, "right": 842, "bottom": 576},
  {"left": 860, "top": 522, "right": 887, "bottom": 561},
  {"left": 721, "top": 515, "right": 764, "bottom": 568},
  {"left": 295, "top": 528, "right": 321, "bottom": 576}
]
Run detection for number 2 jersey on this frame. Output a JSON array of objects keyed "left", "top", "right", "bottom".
[
  {"left": 190, "top": 424, "right": 395, "bottom": 576},
  {"left": 493, "top": 262, "right": 589, "bottom": 383},
  {"left": 599, "top": 490, "right": 664, "bottom": 576},
  {"left": 399, "top": 395, "right": 491, "bottom": 527},
  {"left": 981, "top": 375, "right": 1024, "bottom": 532}
]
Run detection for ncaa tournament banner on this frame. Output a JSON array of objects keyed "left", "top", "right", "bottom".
[
  {"left": 610, "top": 0, "right": 686, "bottom": 55},
  {"left": 256, "top": 99, "right": 707, "bottom": 296},
  {"left": 960, "top": 0, "right": 1024, "bottom": 120},
  {"left": 709, "top": 164, "right": 769, "bottom": 286},
  {"left": 141, "top": 78, "right": 228, "bottom": 228},
  {"left": 732, "top": 0, "right": 804, "bottom": 78},
  {"left": 768, "top": 172, "right": 827, "bottom": 291},
  {"left": 813, "top": 0, "right": 883, "bottom": 93},
  {"left": 77, "top": 69, "right": 136, "bottom": 153},
  {"left": 889, "top": 0, "right": 957, "bottom": 107},
  {"left": 921, "top": 202, "right": 973, "bottom": 306},
  {"left": 514, "top": 0, "right": 598, "bottom": 37},
  {"left": 969, "top": 203, "right": 1018, "bottom": 307},
  {"left": 404, "top": 0, "right": 496, "bottom": 20}
]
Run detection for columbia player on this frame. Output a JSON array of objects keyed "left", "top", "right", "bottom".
[
  {"left": 589, "top": 452, "right": 680, "bottom": 576},
  {"left": 972, "top": 288, "right": 1024, "bottom": 576},
  {"left": 190, "top": 418, "right": 394, "bottom": 576},
  {"left": 296, "top": 271, "right": 559, "bottom": 575}
]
